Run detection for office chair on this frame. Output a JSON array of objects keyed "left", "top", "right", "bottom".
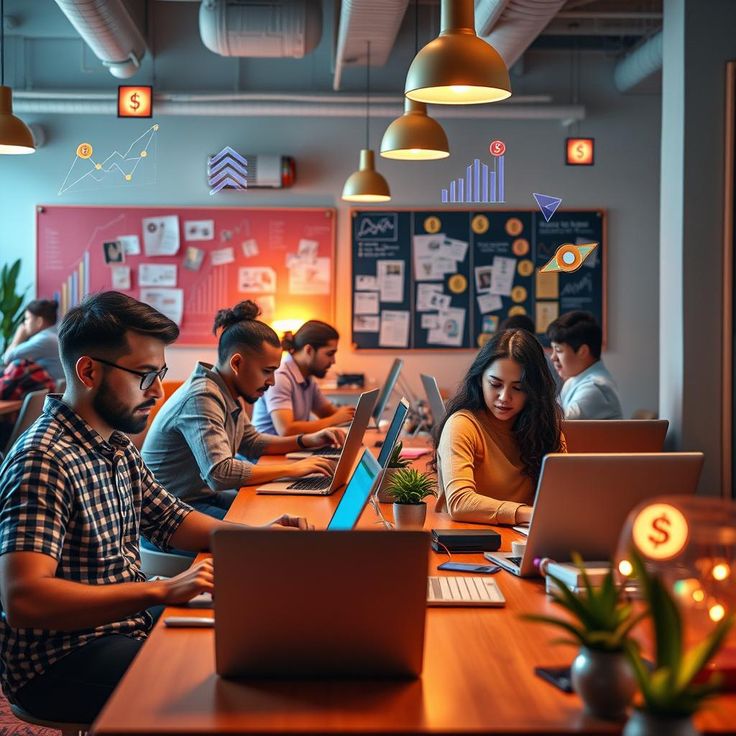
[
  {"left": 3, "top": 389, "right": 48, "bottom": 454},
  {"left": 10, "top": 703, "right": 89, "bottom": 736}
]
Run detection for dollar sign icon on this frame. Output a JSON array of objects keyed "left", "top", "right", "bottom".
[
  {"left": 576, "top": 143, "right": 585, "bottom": 159},
  {"left": 647, "top": 514, "right": 671, "bottom": 548},
  {"left": 129, "top": 92, "right": 140, "bottom": 111}
]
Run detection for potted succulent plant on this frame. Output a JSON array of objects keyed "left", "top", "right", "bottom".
[
  {"left": 386, "top": 467, "right": 436, "bottom": 530},
  {"left": 622, "top": 550, "right": 734, "bottom": 736},
  {"left": 376, "top": 440, "right": 411, "bottom": 502},
  {"left": 524, "top": 553, "right": 644, "bottom": 720}
]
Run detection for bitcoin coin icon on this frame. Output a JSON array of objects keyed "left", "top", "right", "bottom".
[
  {"left": 517, "top": 259, "right": 534, "bottom": 277},
  {"left": 424, "top": 216, "right": 442, "bottom": 234},
  {"left": 471, "top": 215, "right": 489, "bottom": 235},
  {"left": 505, "top": 218, "right": 523, "bottom": 237},
  {"left": 448, "top": 274, "right": 467, "bottom": 294},
  {"left": 508, "top": 305, "right": 527, "bottom": 317},
  {"left": 632, "top": 503, "right": 689, "bottom": 561},
  {"left": 512, "top": 238, "right": 530, "bottom": 257},
  {"left": 511, "top": 286, "right": 527, "bottom": 303},
  {"left": 76, "top": 143, "right": 93, "bottom": 159},
  {"left": 477, "top": 333, "right": 491, "bottom": 347}
]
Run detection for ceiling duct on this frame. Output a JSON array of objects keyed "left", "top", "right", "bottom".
[
  {"left": 478, "top": 0, "right": 567, "bottom": 68},
  {"left": 199, "top": 0, "right": 322, "bottom": 58},
  {"left": 333, "top": 0, "right": 410, "bottom": 91},
  {"left": 614, "top": 31, "right": 663, "bottom": 93},
  {"left": 53, "top": 0, "right": 146, "bottom": 79}
]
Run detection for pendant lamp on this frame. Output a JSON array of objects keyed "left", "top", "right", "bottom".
[
  {"left": 381, "top": 1, "right": 449, "bottom": 160},
  {"left": 405, "top": 0, "right": 511, "bottom": 105},
  {"left": 342, "top": 42, "right": 391, "bottom": 203},
  {"left": 0, "top": 0, "right": 35, "bottom": 154}
]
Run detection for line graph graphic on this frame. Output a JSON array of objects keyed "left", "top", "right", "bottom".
[{"left": 58, "top": 123, "right": 160, "bottom": 195}]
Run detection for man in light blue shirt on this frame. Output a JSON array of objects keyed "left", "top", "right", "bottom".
[
  {"left": 547, "top": 311, "right": 623, "bottom": 420},
  {"left": 2, "top": 299, "right": 63, "bottom": 383}
]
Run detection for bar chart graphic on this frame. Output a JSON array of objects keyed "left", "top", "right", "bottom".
[{"left": 441, "top": 157, "right": 505, "bottom": 204}]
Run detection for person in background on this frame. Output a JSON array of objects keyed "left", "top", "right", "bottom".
[
  {"left": 498, "top": 313, "right": 563, "bottom": 393},
  {"left": 546, "top": 310, "right": 623, "bottom": 420},
  {"left": 252, "top": 320, "right": 355, "bottom": 435},
  {"left": 0, "top": 291, "right": 310, "bottom": 724},
  {"left": 2, "top": 299, "right": 63, "bottom": 384},
  {"left": 142, "top": 302, "right": 344, "bottom": 522},
  {"left": 433, "top": 329, "right": 565, "bottom": 526}
]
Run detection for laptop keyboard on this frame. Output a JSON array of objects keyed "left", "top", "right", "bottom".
[
  {"left": 427, "top": 576, "right": 505, "bottom": 606},
  {"left": 308, "top": 447, "right": 341, "bottom": 457},
  {"left": 287, "top": 476, "right": 331, "bottom": 491},
  {"left": 508, "top": 556, "right": 523, "bottom": 566}
]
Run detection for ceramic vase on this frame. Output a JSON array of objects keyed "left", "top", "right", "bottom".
[
  {"left": 392, "top": 502, "right": 427, "bottom": 530},
  {"left": 622, "top": 709, "right": 699, "bottom": 736},
  {"left": 571, "top": 647, "right": 637, "bottom": 720}
]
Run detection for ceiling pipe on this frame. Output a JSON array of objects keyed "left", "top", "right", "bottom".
[
  {"left": 474, "top": 0, "right": 511, "bottom": 37},
  {"left": 53, "top": 0, "right": 147, "bottom": 78},
  {"left": 613, "top": 31, "right": 663, "bottom": 93}
]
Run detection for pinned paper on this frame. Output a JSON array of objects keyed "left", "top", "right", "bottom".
[
  {"left": 183, "top": 246, "right": 205, "bottom": 272},
  {"left": 211, "top": 247, "right": 235, "bottom": 266},
  {"left": 428, "top": 292, "right": 451, "bottom": 311},
  {"left": 140, "top": 288, "right": 184, "bottom": 326},
  {"left": 416, "top": 283, "right": 443, "bottom": 312},
  {"left": 421, "top": 314, "right": 440, "bottom": 330},
  {"left": 354, "top": 292, "right": 379, "bottom": 315},
  {"left": 242, "top": 239, "right": 259, "bottom": 258},
  {"left": 536, "top": 269, "right": 559, "bottom": 299},
  {"left": 353, "top": 315, "right": 380, "bottom": 333},
  {"left": 117, "top": 234, "right": 141, "bottom": 256},
  {"left": 378, "top": 310, "right": 410, "bottom": 348},
  {"left": 184, "top": 220, "right": 214, "bottom": 241},
  {"left": 239, "top": 267, "right": 276, "bottom": 293},
  {"left": 477, "top": 292, "right": 503, "bottom": 314},
  {"left": 376, "top": 260, "right": 404, "bottom": 302},
  {"left": 111, "top": 265, "right": 131, "bottom": 290},
  {"left": 427, "top": 307, "right": 466, "bottom": 347},
  {"left": 142, "top": 215, "right": 180, "bottom": 256},
  {"left": 289, "top": 257, "right": 330, "bottom": 295},
  {"left": 474, "top": 266, "right": 493, "bottom": 293},
  {"left": 355, "top": 275, "right": 378, "bottom": 291},
  {"left": 536, "top": 301, "right": 559, "bottom": 333},
  {"left": 297, "top": 238, "right": 319, "bottom": 263},
  {"left": 490, "top": 256, "right": 516, "bottom": 296},
  {"left": 103, "top": 241, "right": 125, "bottom": 265},
  {"left": 139, "top": 263, "right": 177, "bottom": 287}
]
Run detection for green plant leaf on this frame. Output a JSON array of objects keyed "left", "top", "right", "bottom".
[
  {"left": 675, "top": 615, "right": 734, "bottom": 693},
  {"left": 545, "top": 571, "right": 600, "bottom": 631}
]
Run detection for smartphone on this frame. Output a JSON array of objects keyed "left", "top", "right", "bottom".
[
  {"left": 437, "top": 561, "right": 501, "bottom": 574},
  {"left": 534, "top": 665, "right": 573, "bottom": 693}
]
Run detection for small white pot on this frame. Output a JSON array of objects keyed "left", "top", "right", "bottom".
[{"left": 392, "top": 502, "right": 427, "bottom": 530}]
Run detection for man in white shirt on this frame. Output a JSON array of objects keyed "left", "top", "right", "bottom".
[
  {"left": 547, "top": 311, "right": 623, "bottom": 420},
  {"left": 2, "top": 299, "right": 63, "bottom": 384}
]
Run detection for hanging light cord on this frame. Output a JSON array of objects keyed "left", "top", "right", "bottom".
[
  {"left": 414, "top": 0, "right": 418, "bottom": 55},
  {"left": 365, "top": 41, "right": 371, "bottom": 150},
  {"left": 1, "top": 0, "right": 5, "bottom": 87}
]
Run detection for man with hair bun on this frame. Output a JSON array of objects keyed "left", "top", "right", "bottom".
[
  {"left": 143, "top": 301, "right": 344, "bottom": 523},
  {"left": 253, "top": 319, "right": 355, "bottom": 435}
]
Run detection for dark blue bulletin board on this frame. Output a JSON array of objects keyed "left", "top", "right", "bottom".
[{"left": 351, "top": 209, "right": 605, "bottom": 350}]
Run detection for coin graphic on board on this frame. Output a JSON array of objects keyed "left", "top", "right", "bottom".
[
  {"left": 471, "top": 215, "right": 489, "bottom": 234},
  {"left": 76, "top": 142, "right": 93, "bottom": 159},
  {"left": 511, "top": 286, "right": 527, "bottom": 303},
  {"left": 448, "top": 274, "right": 467, "bottom": 294},
  {"left": 632, "top": 503, "right": 689, "bottom": 561},
  {"left": 424, "top": 216, "right": 442, "bottom": 234},
  {"left": 505, "top": 218, "right": 523, "bottom": 237},
  {"left": 512, "top": 238, "right": 530, "bottom": 256},
  {"left": 517, "top": 259, "right": 534, "bottom": 277},
  {"left": 508, "top": 305, "right": 527, "bottom": 316}
]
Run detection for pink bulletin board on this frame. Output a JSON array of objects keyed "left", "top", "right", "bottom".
[{"left": 36, "top": 205, "right": 335, "bottom": 346}]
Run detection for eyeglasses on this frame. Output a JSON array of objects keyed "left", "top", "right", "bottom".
[{"left": 90, "top": 357, "right": 168, "bottom": 391}]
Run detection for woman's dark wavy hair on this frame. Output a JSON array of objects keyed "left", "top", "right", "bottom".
[
  {"left": 432, "top": 329, "right": 563, "bottom": 482},
  {"left": 212, "top": 300, "right": 280, "bottom": 364},
  {"left": 281, "top": 320, "right": 339, "bottom": 353}
]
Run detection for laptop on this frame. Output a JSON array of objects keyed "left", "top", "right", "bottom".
[
  {"left": 257, "top": 388, "right": 379, "bottom": 495},
  {"left": 212, "top": 528, "right": 429, "bottom": 678},
  {"left": 485, "top": 452, "right": 703, "bottom": 577},
  {"left": 420, "top": 373, "right": 446, "bottom": 425},
  {"left": 326, "top": 448, "right": 384, "bottom": 530},
  {"left": 371, "top": 358, "right": 403, "bottom": 429},
  {"left": 562, "top": 419, "right": 669, "bottom": 453}
]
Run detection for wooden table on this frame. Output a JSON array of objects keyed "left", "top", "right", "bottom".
[
  {"left": 0, "top": 400, "right": 22, "bottom": 416},
  {"left": 92, "top": 438, "right": 736, "bottom": 735}
]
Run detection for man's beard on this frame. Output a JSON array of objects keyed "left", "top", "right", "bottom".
[
  {"left": 311, "top": 366, "right": 328, "bottom": 379},
  {"left": 93, "top": 377, "right": 155, "bottom": 434},
  {"left": 242, "top": 385, "right": 269, "bottom": 404}
]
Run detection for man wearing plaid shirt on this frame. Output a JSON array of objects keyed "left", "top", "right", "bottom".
[{"left": 0, "top": 292, "right": 309, "bottom": 724}]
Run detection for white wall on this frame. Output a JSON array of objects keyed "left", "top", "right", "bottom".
[{"left": 0, "top": 51, "right": 661, "bottom": 416}]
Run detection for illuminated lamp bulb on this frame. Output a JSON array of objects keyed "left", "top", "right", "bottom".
[
  {"left": 709, "top": 603, "right": 726, "bottom": 622},
  {"left": 618, "top": 559, "right": 633, "bottom": 577}
]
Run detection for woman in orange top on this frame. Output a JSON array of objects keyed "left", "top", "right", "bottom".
[{"left": 434, "top": 329, "right": 565, "bottom": 526}]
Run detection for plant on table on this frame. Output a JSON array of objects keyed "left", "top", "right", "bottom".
[{"left": 386, "top": 468, "right": 436, "bottom": 530}]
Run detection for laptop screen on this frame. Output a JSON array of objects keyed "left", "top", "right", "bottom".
[
  {"left": 377, "top": 398, "right": 409, "bottom": 467},
  {"left": 327, "top": 450, "right": 382, "bottom": 531},
  {"left": 372, "top": 359, "right": 403, "bottom": 426}
]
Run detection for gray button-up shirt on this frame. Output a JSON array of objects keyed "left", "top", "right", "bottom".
[
  {"left": 142, "top": 362, "right": 267, "bottom": 503},
  {"left": 252, "top": 354, "right": 331, "bottom": 435}
]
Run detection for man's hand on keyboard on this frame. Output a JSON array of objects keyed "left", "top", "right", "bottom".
[
  {"left": 290, "top": 456, "right": 336, "bottom": 477},
  {"left": 303, "top": 427, "right": 346, "bottom": 449},
  {"left": 264, "top": 514, "right": 314, "bottom": 531}
]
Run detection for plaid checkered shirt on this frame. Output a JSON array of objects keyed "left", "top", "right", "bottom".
[{"left": 0, "top": 396, "right": 193, "bottom": 701}]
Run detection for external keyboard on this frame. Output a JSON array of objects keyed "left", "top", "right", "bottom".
[
  {"left": 427, "top": 576, "right": 505, "bottom": 607},
  {"left": 287, "top": 476, "right": 331, "bottom": 491}
]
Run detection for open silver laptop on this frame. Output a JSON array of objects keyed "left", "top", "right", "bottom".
[
  {"left": 420, "top": 373, "right": 446, "bottom": 425},
  {"left": 257, "top": 388, "right": 379, "bottom": 495},
  {"left": 212, "top": 528, "right": 429, "bottom": 678},
  {"left": 371, "top": 358, "right": 403, "bottom": 429},
  {"left": 562, "top": 419, "right": 669, "bottom": 453},
  {"left": 486, "top": 452, "right": 703, "bottom": 577}
]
